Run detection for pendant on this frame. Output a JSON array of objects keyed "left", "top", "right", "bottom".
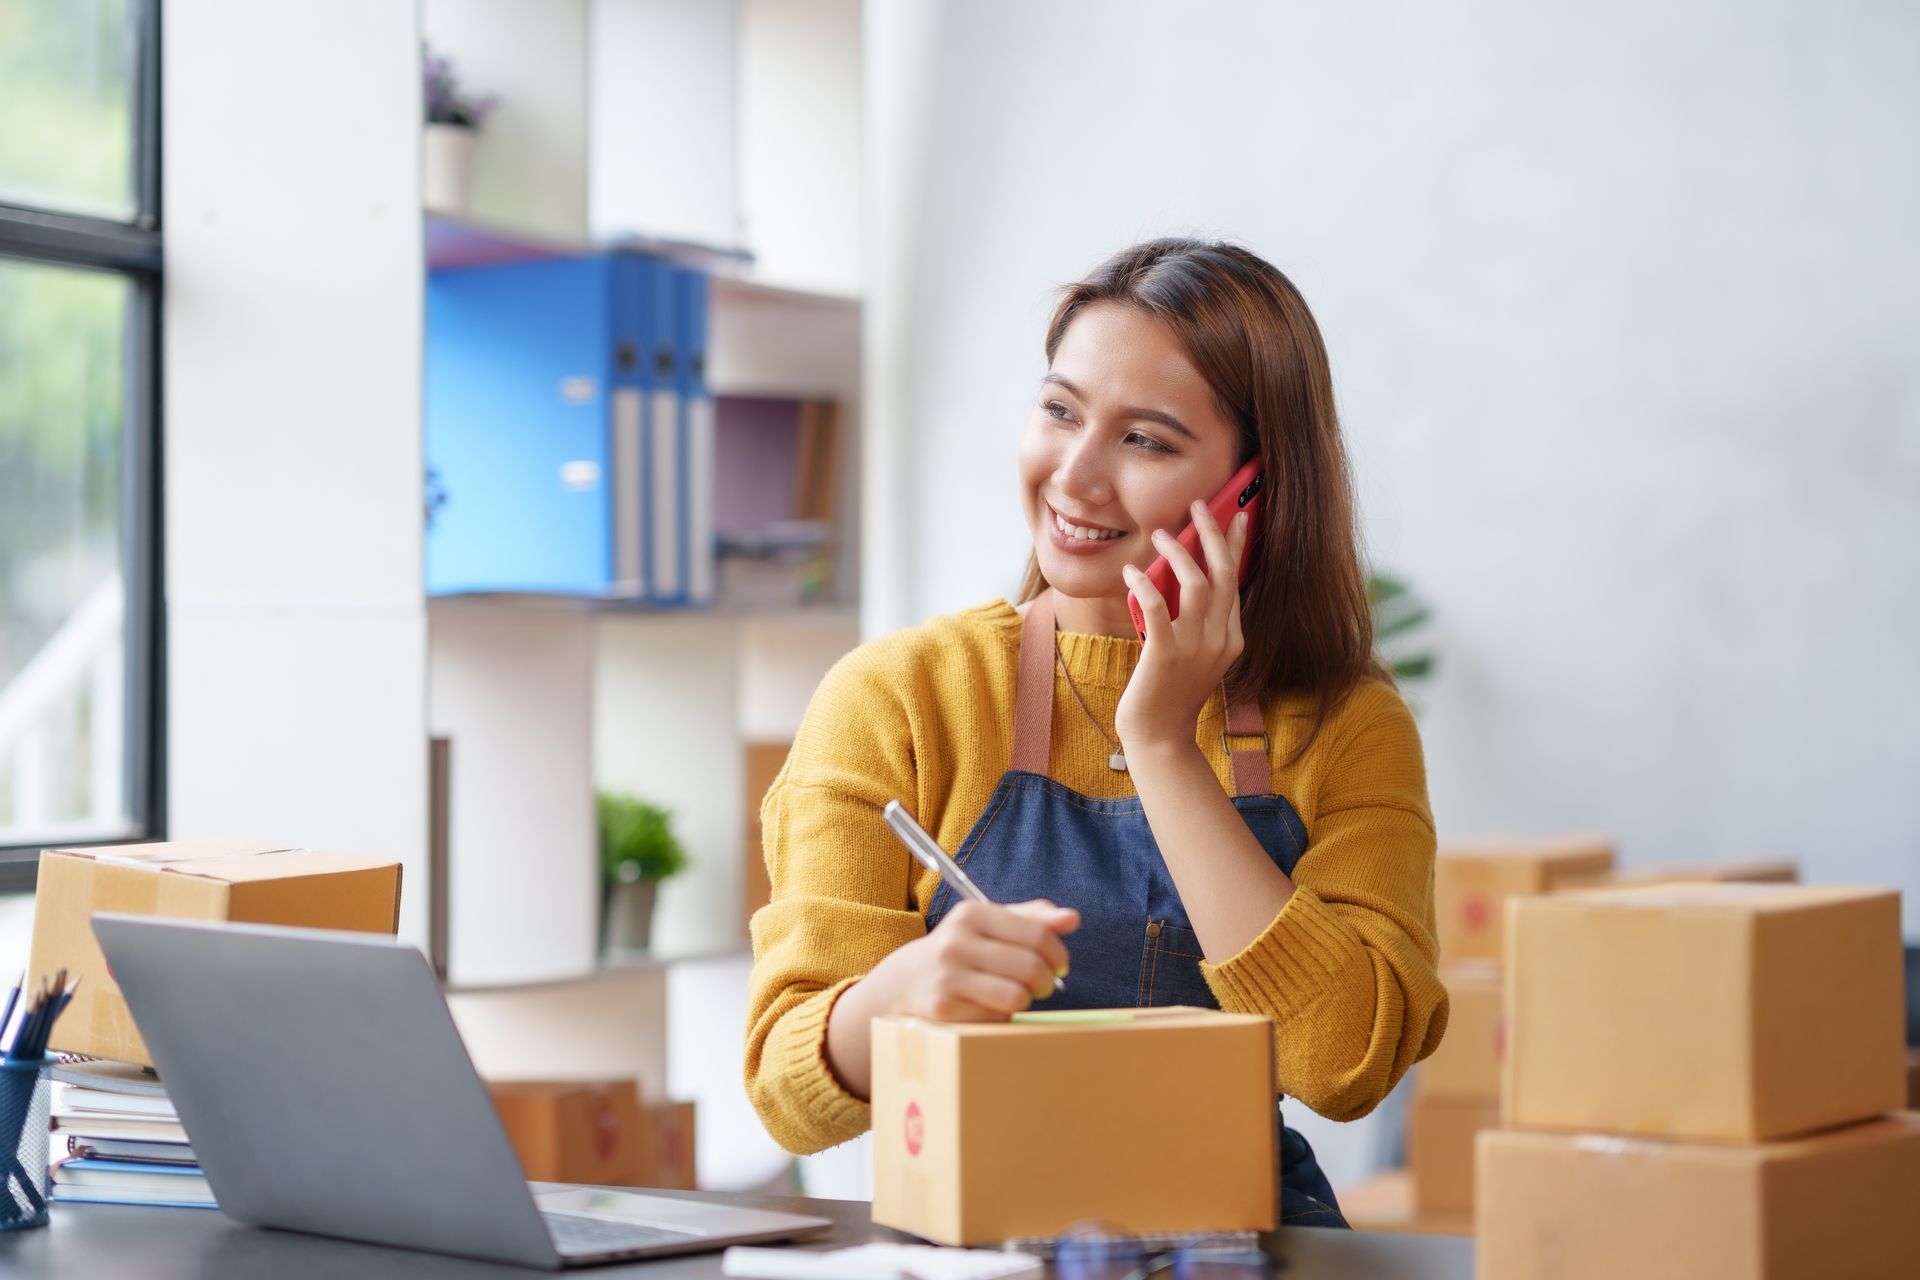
[{"left": 1108, "top": 752, "right": 1128, "bottom": 772}]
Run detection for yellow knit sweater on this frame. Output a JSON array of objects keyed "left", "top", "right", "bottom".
[{"left": 745, "top": 599, "right": 1447, "bottom": 1156}]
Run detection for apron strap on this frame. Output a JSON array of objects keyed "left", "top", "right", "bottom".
[
  {"left": 1224, "top": 693, "right": 1272, "bottom": 798},
  {"left": 1011, "top": 590, "right": 1056, "bottom": 774},
  {"left": 1016, "top": 589, "right": 1270, "bottom": 796}
]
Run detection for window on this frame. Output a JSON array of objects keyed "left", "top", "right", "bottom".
[{"left": 0, "top": 0, "right": 162, "bottom": 889}]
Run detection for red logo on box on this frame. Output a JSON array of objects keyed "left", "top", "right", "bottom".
[
  {"left": 904, "top": 1101, "right": 924, "bottom": 1157},
  {"left": 593, "top": 1104, "right": 619, "bottom": 1159},
  {"left": 1462, "top": 893, "right": 1490, "bottom": 933}
]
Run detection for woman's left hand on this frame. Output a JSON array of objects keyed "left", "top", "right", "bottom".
[{"left": 1116, "top": 500, "right": 1250, "bottom": 753}]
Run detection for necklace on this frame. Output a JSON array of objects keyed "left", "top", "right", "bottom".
[{"left": 1055, "top": 638, "right": 1128, "bottom": 772}]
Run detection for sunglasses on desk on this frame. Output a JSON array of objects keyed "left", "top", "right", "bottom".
[{"left": 1038, "top": 1229, "right": 1273, "bottom": 1280}]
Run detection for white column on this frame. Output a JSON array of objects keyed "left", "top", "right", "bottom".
[
  {"left": 858, "top": 0, "right": 940, "bottom": 639},
  {"left": 164, "top": 0, "right": 429, "bottom": 944}
]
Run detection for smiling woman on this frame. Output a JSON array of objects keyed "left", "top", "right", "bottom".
[
  {"left": 1015, "top": 240, "right": 1380, "bottom": 739},
  {"left": 1022, "top": 304, "right": 1244, "bottom": 629},
  {"left": 745, "top": 238, "right": 1446, "bottom": 1231}
]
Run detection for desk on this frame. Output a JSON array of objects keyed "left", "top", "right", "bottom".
[{"left": 0, "top": 1188, "right": 1474, "bottom": 1278}]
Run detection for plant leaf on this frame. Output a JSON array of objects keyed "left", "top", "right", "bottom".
[
  {"left": 1374, "top": 605, "right": 1432, "bottom": 640},
  {"left": 1389, "top": 654, "right": 1435, "bottom": 680}
]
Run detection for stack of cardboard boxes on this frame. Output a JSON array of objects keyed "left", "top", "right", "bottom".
[
  {"left": 1404, "top": 836, "right": 1616, "bottom": 1231},
  {"left": 1479, "top": 882, "right": 1918, "bottom": 1278},
  {"left": 1406, "top": 960, "right": 1500, "bottom": 1229},
  {"left": 1347, "top": 842, "right": 1807, "bottom": 1236}
]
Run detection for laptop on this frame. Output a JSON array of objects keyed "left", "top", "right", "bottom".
[{"left": 90, "top": 913, "right": 833, "bottom": 1269}]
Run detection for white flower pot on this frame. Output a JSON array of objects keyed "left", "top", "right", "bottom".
[{"left": 423, "top": 122, "right": 477, "bottom": 216}]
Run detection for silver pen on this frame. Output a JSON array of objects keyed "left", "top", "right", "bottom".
[{"left": 882, "top": 800, "right": 1065, "bottom": 992}]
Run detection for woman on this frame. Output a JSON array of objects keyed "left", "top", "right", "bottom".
[{"left": 744, "top": 238, "right": 1447, "bottom": 1227}]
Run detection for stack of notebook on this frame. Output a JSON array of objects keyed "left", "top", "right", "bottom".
[{"left": 47, "top": 1056, "right": 215, "bottom": 1208}]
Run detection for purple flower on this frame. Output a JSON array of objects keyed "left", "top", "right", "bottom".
[{"left": 423, "top": 45, "right": 497, "bottom": 128}]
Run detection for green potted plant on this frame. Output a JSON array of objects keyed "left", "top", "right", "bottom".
[{"left": 598, "top": 792, "right": 689, "bottom": 954}]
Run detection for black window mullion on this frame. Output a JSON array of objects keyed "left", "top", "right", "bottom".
[
  {"left": 125, "top": 270, "right": 164, "bottom": 848},
  {"left": 0, "top": 0, "right": 164, "bottom": 890},
  {"left": 0, "top": 205, "right": 161, "bottom": 273},
  {"left": 135, "top": 0, "right": 161, "bottom": 231}
]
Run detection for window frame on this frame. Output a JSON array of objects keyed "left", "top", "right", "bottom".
[{"left": 0, "top": 0, "right": 165, "bottom": 891}]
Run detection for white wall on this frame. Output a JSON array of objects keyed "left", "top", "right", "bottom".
[
  {"left": 589, "top": 0, "right": 740, "bottom": 248},
  {"left": 596, "top": 614, "right": 747, "bottom": 959},
  {"left": 738, "top": 0, "right": 864, "bottom": 294},
  {"left": 423, "top": 0, "right": 590, "bottom": 240},
  {"left": 164, "top": 0, "right": 429, "bottom": 944},
  {"left": 863, "top": 0, "right": 1920, "bottom": 936},
  {"left": 429, "top": 601, "right": 599, "bottom": 987},
  {"left": 739, "top": 617, "right": 862, "bottom": 741},
  {"left": 449, "top": 964, "right": 667, "bottom": 1097}
]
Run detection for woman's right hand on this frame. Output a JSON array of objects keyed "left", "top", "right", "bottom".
[
  {"left": 824, "top": 898, "right": 1081, "bottom": 1098},
  {"left": 868, "top": 899, "right": 1080, "bottom": 1022}
]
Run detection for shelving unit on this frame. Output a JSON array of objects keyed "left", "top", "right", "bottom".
[
  {"left": 424, "top": 211, "right": 583, "bottom": 271},
  {"left": 420, "top": 0, "right": 865, "bottom": 1197},
  {"left": 422, "top": 258, "right": 862, "bottom": 980},
  {"left": 423, "top": 590, "right": 859, "bottom": 626},
  {"left": 423, "top": 0, "right": 865, "bottom": 996},
  {"left": 425, "top": 212, "right": 857, "bottom": 310}
]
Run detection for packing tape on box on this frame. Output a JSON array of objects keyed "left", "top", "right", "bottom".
[
  {"left": 88, "top": 848, "right": 300, "bottom": 870},
  {"left": 88, "top": 983, "right": 143, "bottom": 1050},
  {"left": 899, "top": 1027, "right": 926, "bottom": 1083}
]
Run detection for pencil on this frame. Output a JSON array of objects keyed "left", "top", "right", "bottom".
[
  {"left": 882, "top": 800, "right": 1066, "bottom": 993},
  {"left": 0, "top": 971, "right": 21, "bottom": 1057}
]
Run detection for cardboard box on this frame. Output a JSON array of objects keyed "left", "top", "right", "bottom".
[
  {"left": 29, "top": 840, "right": 403, "bottom": 1067},
  {"left": 646, "top": 1099, "right": 697, "bottom": 1191},
  {"left": 1417, "top": 962, "right": 1502, "bottom": 1100},
  {"left": 489, "top": 1080, "right": 647, "bottom": 1186},
  {"left": 871, "top": 1008, "right": 1275, "bottom": 1244},
  {"left": 742, "top": 741, "right": 789, "bottom": 935},
  {"left": 1409, "top": 1095, "right": 1499, "bottom": 1214},
  {"left": 1337, "top": 1168, "right": 1474, "bottom": 1238},
  {"left": 1603, "top": 857, "right": 1798, "bottom": 889},
  {"left": 1434, "top": 836, "right": 1614, "bottom": 963},
  {"left": 1505, "top": 883, "right": 1906, "bottom": 1142},
  {"left": 1476, "top": 1115, "right": 1920, "bottom": 1279},
  {"left": 487, "top": 1084, "right": 696, "bottom": 1190}
]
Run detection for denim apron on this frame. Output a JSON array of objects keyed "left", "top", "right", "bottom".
[{"left": 922, "top": 591, "right": 1349, "bottom": 1229}]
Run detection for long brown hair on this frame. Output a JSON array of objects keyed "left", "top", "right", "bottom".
[{"left": 1017, "top": 238, "right": 1387, "bottom": 761}]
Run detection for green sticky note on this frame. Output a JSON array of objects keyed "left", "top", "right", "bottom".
[{"left": 1010, "top": 1010, "right": 1135, "bottom": 1024}]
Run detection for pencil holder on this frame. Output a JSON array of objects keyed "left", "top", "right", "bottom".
[{"left": 0, "top": 1058, "right": 52, "bottom": 1231}]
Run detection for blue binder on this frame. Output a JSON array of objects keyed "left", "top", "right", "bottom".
[
  {"left": 674, "top": 265, "right": 715, "bottom": 605},
  {"left": 643, "top": 258, "right": 686, "bottom": 603},
  {"left": 425, "top": 253, "right": 687, "bottom": 600},
  {"left": 427, "top": 257, "right": 616, "bottom": 596},
  {"left": 607, "top": 253, "right": 658, "bottom": 598}
]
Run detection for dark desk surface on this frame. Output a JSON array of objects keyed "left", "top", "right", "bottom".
[{"left": 0, "top": 1188, "right": 1474, "bottom": 1278}]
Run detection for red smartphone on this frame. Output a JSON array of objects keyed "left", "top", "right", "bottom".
[{"left": 1127, "top": 457, "right": 1265, "bottom": 639}]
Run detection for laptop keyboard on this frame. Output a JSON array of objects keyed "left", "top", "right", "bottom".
[{"left": 544, "top": 1210, "right": 698, "bottom": 1257}]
